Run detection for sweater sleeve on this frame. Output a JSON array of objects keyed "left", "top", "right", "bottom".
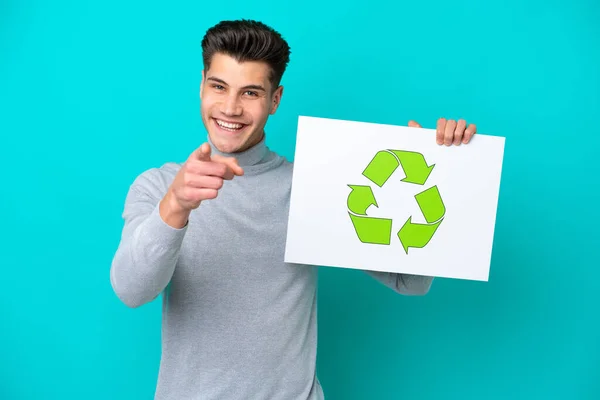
[
  {"left": 110, "top": 166, "right": 188, "bottom": 308},
  {"left": 364, "top": 270, "right": 434, "bottom": 295}
]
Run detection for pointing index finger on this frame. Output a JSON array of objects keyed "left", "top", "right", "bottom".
[
  {"left": 189, "top": 142, "right": 212, "bottom": 162},
  {"left": 212, "top": 154, "right": 244, "bottom": 177}
]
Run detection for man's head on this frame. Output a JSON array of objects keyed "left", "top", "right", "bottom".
[{"left": 199, "top": 19, "right": 291, "bottom": 154}]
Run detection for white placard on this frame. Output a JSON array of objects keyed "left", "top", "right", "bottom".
[{"left": 284, "top": 116, "right": 506, "bottom": 281}]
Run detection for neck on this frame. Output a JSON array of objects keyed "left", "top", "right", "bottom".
[
  {"left": 207, "top": 134, "right": 269, "bottom": 167},
  {"left": 238, "top": 131, "right": 265, "bottom": 153}
]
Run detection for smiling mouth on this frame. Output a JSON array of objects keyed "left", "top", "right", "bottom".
[{"left": 213, "top": 118, "right": 247, "bottom": 132}]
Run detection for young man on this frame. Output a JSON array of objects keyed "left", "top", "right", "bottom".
[{"left": 110, "top": 19, "right": 477, "bottom": 400}]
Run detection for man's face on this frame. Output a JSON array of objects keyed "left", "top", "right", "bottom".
[{"left": 200, "top": 52, "right": 283, "bottom": 154}]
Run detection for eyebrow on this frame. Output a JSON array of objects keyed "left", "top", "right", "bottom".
[{"left": 207, "top": 76, "right": 266, "bottom": 92}]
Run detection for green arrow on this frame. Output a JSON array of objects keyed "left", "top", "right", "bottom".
[
  {"left": 349, "top": 213, "right": 392, "bottom": 245},
  {"left": 390, "top": 150, "right": 435, "bottom": 185},
  {"left": 347, "top": 185, "right": 378, "bottom": 215},
  {"left": 362, "top": 150, "right": 399, "bottom": 187},
  {"left": 397, "top": 217, "right": 442, "bottom": 254},
  {"left": 415, "top": 185, "right": 445, "bottom": 223}
]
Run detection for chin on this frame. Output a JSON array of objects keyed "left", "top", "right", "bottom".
[{"left": 208, "top": 132, "right": 249, "bottom": 154}]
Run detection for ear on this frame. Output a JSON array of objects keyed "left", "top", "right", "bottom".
[
  {"left": 269, "top": 85, "right": 284, "bottom": 115},
  {"left": 199, "top": 70, "right": 205, "bottom": 98}
]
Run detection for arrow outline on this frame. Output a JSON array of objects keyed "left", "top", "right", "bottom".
[
  {"left": 347, "top": 184, "right": 393, "bottom": 245},
  {"left": 348, "top": 212, "right": 393, "bottom": 245},
  {"left": 397, "top": 184, "right": 447, "bottom": 254},
  {"left": 362, "top": 149, "right": 436, "bottom": 188},
  {"left": 346, "top": 184, "right": 393, "bottom": 245},
  {"left": 390, "top": 150, "right": 436, "bottom": 186},
  {"left": 361, "top": 150, "right": 399, "bottom": 188},
  {"left": 397, "top": 217, "right": 443, "bottom": 254},
  {"left": 347, "top": 184, "right": 378, "bottom": 215}
]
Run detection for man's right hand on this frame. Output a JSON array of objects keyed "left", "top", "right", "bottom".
[{"left": 159, "top": 143, "right": 244, "bottom": 228}]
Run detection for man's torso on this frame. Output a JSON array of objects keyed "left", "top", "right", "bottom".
[{"left": 148, "top": 157, "right": 324, "bottom": 400}]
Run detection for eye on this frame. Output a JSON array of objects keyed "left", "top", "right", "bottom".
[
  {"left": 244, "top": 91, "right": 258, "bottom": 97},
  {"left": 212, "top": 84, "right": 225, "bottom": 91}
]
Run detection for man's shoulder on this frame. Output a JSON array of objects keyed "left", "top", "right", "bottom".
[
  {"left": 147, "top": 161, "right": 183, "bottom": 178},
  {"left": 277, "top": 156, "right": 294, "bottom": 172},
  {"left": 266, "top": 154, "right": 295, "bottom": 185},
  {"left": 128, "top": 162, "right": 182, "bottom": 198}
]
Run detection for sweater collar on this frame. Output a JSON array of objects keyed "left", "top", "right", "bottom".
[{"left": 207, "top": 134, "right": 269, "bottom": 167}]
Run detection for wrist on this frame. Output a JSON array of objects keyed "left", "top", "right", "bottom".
[{"left": 159, "top": 190, "right": 190, "bottom": 229}]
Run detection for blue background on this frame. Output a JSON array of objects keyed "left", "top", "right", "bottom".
[{"left": 2, "top": 0, "right": 599, "bottom": 399}]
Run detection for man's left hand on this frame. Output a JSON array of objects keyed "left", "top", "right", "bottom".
[{"left": 408, "top": 118, "right": 477, "bottom": 146}]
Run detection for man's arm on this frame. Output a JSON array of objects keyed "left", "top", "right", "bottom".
[
  {"left": 110, "top": 143, "right": 244, "bottom": 308},
  {"left": 365, "top": 270, "right": 434, "bottom": 295},
  {"left": 110, "top": 167, "right": 188, "bottom": 308}
]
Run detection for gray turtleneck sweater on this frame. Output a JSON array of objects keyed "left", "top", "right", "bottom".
[{"left": 109, "top": 136, "right": 433, "bottom": 400}]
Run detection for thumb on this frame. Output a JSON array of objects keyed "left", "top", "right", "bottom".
[
  {"left": 408, "top": 120, "right": 422, "bottom": 128},
  {"left": 189, "top": 142, "right": 212, "bottom": 162},
  {"left": 212, "top": 154, "right": 244, "bottom": 177}
]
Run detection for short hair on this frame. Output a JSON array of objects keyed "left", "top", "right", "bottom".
[{"left": 201, "top": 19, "right": 291, "bottom": 90}]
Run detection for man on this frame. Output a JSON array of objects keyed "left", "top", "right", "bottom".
[{"left": 110, "top": 19, "right": 477, "bottom": 400}]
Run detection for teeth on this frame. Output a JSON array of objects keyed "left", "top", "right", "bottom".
[{"left": 216, "top": 119, "right": 243, "bottom": 129}]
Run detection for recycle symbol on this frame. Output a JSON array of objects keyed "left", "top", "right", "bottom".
[{"left": 347, "top": 149, "right": 446, "bottom": 254}]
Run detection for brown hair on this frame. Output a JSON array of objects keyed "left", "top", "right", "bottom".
[{"left": 201, "top": 19, "right": 291, "bottom": 90}]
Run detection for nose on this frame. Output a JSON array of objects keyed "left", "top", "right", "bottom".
[{"left": 220, "top": 93, "right": 242, "bottom": 117}]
